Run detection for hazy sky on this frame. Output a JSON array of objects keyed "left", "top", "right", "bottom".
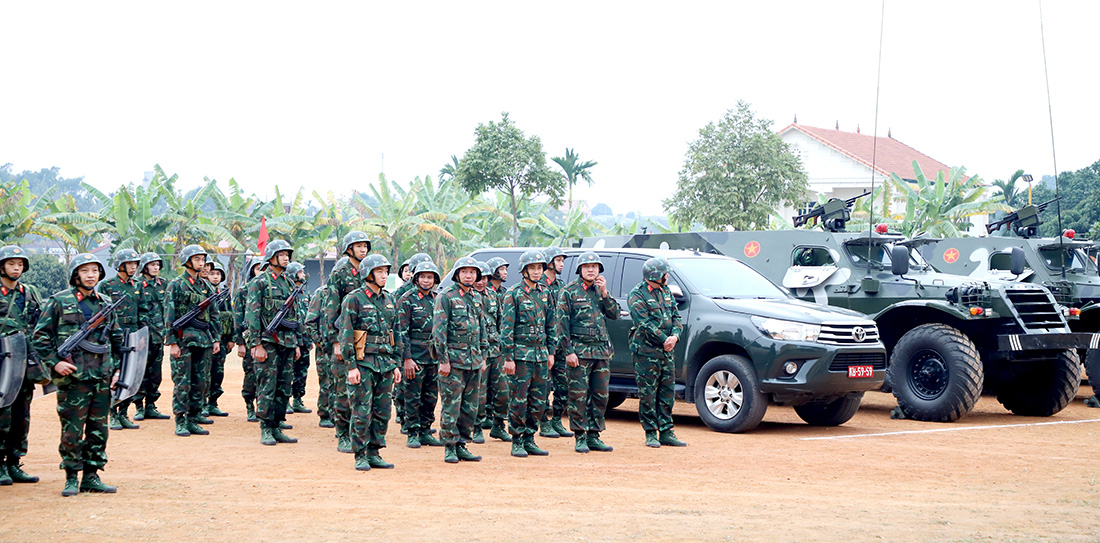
[{"left": 3, "top": 1, "right": 1097, "bottom": 216}]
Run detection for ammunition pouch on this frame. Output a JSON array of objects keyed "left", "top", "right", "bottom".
[{"left": 353, "top": 330, "right": 394, "bottom": 360}]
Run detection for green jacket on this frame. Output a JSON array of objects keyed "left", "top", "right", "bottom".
[
  {"left": 31, "top": 287, "right": 123, "bottom": 382},
  {"left": 0, "top": 281, "right": 48, "bottom": 382},
  {"left": 293, "top": 282, "right": 311, "bottom": 348},
  {"left": 137, "top": 275, "right": 168, "bottom": 340},
  {"left": 476, "top": 285, "right": 502, "bottom": 358},
  {"left": 430, "top": 284, "right": 486, "bottom": 370},
  {"left": 396, "top": 288, "right": 436, "bottom": 362},
  {"left": 163, "top": 273, "right": 217, "bottom": 348},
  {"left": 499, "top": 281, "right": 557, "bottom": 363},
  {"left": 627, "top": 281, "right": 683, "bottom": 359},
  {"left": 305, "top": 286, "right": 328, "bottom": 346},
  {"left": 245, "top": 270, "right": 299, "bottom": 349},
  {"left": 338, "top": 286, "right": 398, "bottom": 373},
  {"left": 558, "top": 278, "right": 620, "bottom": 360},
  {"left": 213, "top": 286, "right": 234, "bottom": 343},
  {"left": 321, "top": 262, "right": 361, "bottom": 347},
  {"left": 97, "top": 275, "right": 140, "bottom": 331}
]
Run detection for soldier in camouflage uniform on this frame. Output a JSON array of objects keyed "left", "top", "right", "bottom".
[
  {"left": 500, "top": 249, "right": 558, "bottom": 458},
  {"left": 391, "top": 252, "right": 433, "bottom": 430},
  {"left": 133, "top": 252, "right": 170, "bottom": 422},
  {"left": 0, "top": 245, "right": 45, "bottom": 485},
  {"left": 163, "top": 245, "right": 220, "bottom": 437},
  {"left": 203, "top": 261, "right": 234, "bottom": 417},
  {"left": 305, "top": 279, "right": 332, "bottom": 426},
  {"left": 397, "top": 259, "right": 412, "bottom": 284},
  {"left": 285, "top": 262, "right": 313, "bottom": 414},
  {"left": 395, "top": 261, "right": 444, "bottom": 449},
  {"left": 480, "top": 256, "right": 512, "bottom": 441},
  {"left": 431, "top": 257, "right": 486, "bottom": 463},
  {"left": 98, "top": 248, "right": 142, "bottom": 431},
  {"left": 31, "top": 253, "right": 124, "bottom": 496},
  {"left": 558, "top": 252, "right": 620, "bottom": 453},
  {"left": 539, "top": 246, "right": 573, "bottom": 439},
  {"left": 474, "top": 260, "right": 509, "bottom": 443},
  {"left": 246, "top": 240, "right": 302, "bottom": 446},
  {"left": 338, "top": 254, "right": 400, "bottom": 470},
  {"left": 323, "top": 232, "right": 371, "bottom": 453},
  {"left": 627, "top": 257, "right": 686, "bottom": 448},
  {"left": 234, "top": 255, "right": 263, "bottom": 422},
  {"left": 393, "top": 253, "right": 433, "bottom": 301}
]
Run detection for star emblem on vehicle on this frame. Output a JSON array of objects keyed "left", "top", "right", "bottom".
[
  {"left": 743, "top": 241, "right": 761, "bottom": 258},
  {"left": 943, "top": 248, "right": 960, "bottom": 264}
]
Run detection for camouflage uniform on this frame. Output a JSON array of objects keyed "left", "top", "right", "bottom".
[
  {"left": 286, "top": 263, "right": 312, "bottom": 413},
  {"left": 475, "top": 266, "right": 509, "bottom": 440},
  {"left": 627, "top": 257, "right": 685, "bottom": 446},
  {"left": 163, "top": 259, "right": 218, "bottom": 433},
  {"left": 134, "top": 253, "right": 169, "bottom": 419},
  {"left": 206, "top": 264, "right": 234, "bottom": 416},
  {"left": 0, "top": 246, "right": 45, "bottom": 483},
  {"left": 233, "top": 267, "right": 258, "bottom": 417},
  {"left": 395, "top": 264, "right": 441, "bottom": 444},
  {"left": 540, "top": 261, "right": 572, "bottom": 437},
  {"left": 97, "top": 250, "right": 142, "bottom": 430},
  {"left": 245, "top": 245, "right": 300, "bottom": 439},
  {"left": 322, "top": 256, "right": 362, "bottom": 450},
  {"left": 305, "top": 285, "right": 333, "bottom": 425},
  {"left": 391, "top": 253, "right": 432, "bottom": 426}
]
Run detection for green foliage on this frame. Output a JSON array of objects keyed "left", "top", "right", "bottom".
[
  {"left": 887, "top": 162, "right": 1010, "bottom": 238},
  {"left": 990, "top": 169, "right": 1026, "bottom": 209},
  {"left": 22, "top": 254, "right": 68, "bottom": 297},
  {"left": 551, "top": 148, "right": 597, "bottom": 210},
  {"left": 1028, "top": 159, "right": 1100, "bottom": 236},
  {"left": 663, "top": 101, "right": 808, "bottom": 230}
]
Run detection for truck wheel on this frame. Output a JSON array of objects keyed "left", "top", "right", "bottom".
[
  {"left": 996, "top": 350, "right": 1081, "bottom": 416},
  {"left": 606, "top": 391, "right": 627, "bottom": 411},
  {"left": 889, "top": 323, "right": 982, "bottom": 422},
  {"left": 693, "top": 355, "right": 767, "bottom": 433},
  {"left": 1086, "top": 349, "right": 1100, "bottom": 398},
  {"left": 793, "top": 393, "right": 864, "bottom": 426}
]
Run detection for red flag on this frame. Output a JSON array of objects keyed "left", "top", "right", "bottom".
[{"left": 257, "top": 215, "right": 269, "bottom": 256}]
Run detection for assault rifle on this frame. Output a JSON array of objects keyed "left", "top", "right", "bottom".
[
  {"left": 263, "top": 282, "right": 305, "bottom": 338},
  {"left": 57, "top": 295, "right": 126, "bottom": 360},
  {"left": 793, "top": 190, "right": 871, "bottom": 231},
  {"left": 171, "top": 288, "right": 229, "bottom": 335},
  {"left": 986, "top": 197, "right": 1061, "bottom": 238}
]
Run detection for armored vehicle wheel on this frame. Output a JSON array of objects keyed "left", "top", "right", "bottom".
[
  {"left": 606, "top": 391, "right": 627, "bottom": 411},
  {"left": 693, "top": 355, "right": 767, "bottom": 433},
  {"left": 793, "top": 393, "right": 864, "bottom": 427},
  {"left": 996, "top": 350, "right": 1080, "bottom": 416},
  {"left": 1085, "top": 349, "right": 1100, "bottom": 398},
  {"left": 889, "top": 323, "right": 982, "bottom": 422}
]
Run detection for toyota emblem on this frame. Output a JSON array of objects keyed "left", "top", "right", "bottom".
[{"left": 852, "top": 327, "right": 867, "bottom": 342}]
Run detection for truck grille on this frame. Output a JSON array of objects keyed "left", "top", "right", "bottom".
[
  {"left": 1004, "top": 288, "right": 1064, "bottom": 330},
  {"left": 828, "top": 352, "right": 887, "bottom": 372},
  {"left": 819, "top": 322, "right": 880, "bottom": 345}
]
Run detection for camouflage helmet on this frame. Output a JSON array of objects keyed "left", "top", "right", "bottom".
[
  {"left": 486, "top": 256, "right": 509, "bottom": 280},
  {"left": 138, "top": 252, "right": 163, "bottom": 274},
  {"left": 642, "top": 257, "right": 671, "bottom": 282},
  {"left": 477, "top": 261, "right": 492, "bottom": 279},
  {"left": 518, "top": 249, "right": 548, "bottom": 273},
  {"left": 333, "top": 256, "right": 350, "bottom": 272},
  {"left": 545, "top": 246, "right": 565, "bottom": 262},
  {"left": 180, "top": 244, "right": 209, "bottom": 269},
  {"left": 264, "top": 239, "right": 293, "bottom": 263},
  {"left": 110, "top": 248, "right": 140, "bottom": 271},
  {"left": 286, "top": 262, "right": 307, "bottom": 282},
  {"left": 68, "top": 253, "right": 105, "bottom": 286},
  {"left": 407, "top": 252, "right": 433, "bottom": 270},
  {"left": 448, "top": 256, "right": 482, "bottom": 284},
  {"left": 208, "top": 261, "right": 227, "bottom": 281},
  {"left": 412, "top": 261, "right": 440, "bottom": 285},
  {"left": 341, "top": 231, "right": 371, "bottom": 256},
  {"left": 244, "top": 255, "right": 263, "bottom": 280},
  {"left": 398, "top": 259, "right": 412, "bottom": 277},
  {"left": 0, "top": 245, "right": 30, "bottom": 272},
  {"left": 574, "top": 251, "right": 605, "bottom": 274},
  {"left": 358, "top": 254, "right": 391, "bottom": 279}
]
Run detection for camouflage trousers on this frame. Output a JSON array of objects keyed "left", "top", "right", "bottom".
[
  {"left": 134, "top": 338, "right": 165, "bottom": 406},
  {"left": 314, "top": 346, "right": 333, "bottom": 421},
  {"left": 633, "top": 354, "right": 675, "bottom": 432},
  {"left": 348, "top": 366, "right": 393, "bottom": 454},
  {"left": 0, "top": 380, "right": 35, "bottom": 463},
  {"left": 567, "top": 357, "right": 611, "bottom": 434},
  {"left": 477, "top": 355, "right": 509, "bottom": 426},
  {"left": 508, "top": 360, "right": 549, "bottom": 438},
  {"left": 393, "top": 377, "right": 406, "bottom": 425},
  {"left": 172, "top": 345, "right": 213, "bottom": 418},
  {"left": 241, "top": 349, "right": 258, "bottom": 403},
  {"left": 330, "top": 355, "right": 351, "bottom": 438},
  {"left": 439, "top": 365, "right": 481, "bottom": 446},
  {"left": 55, "top": 377, "right": 110, "bottom": 471},
  {"left": 292, "top": 344, "right": 311, "bottom": 399},
  {"left": 547, "top": 349, "right": 569, "bottom": 420},
  {"left": 207, "top": 341, "right": 228, "bottom": 407},
  {"left": 402, "top": 360, "right": 438, "bottom": 435},
  {"left": 255, "top": 344, "right": 294, "bottom": 427}
]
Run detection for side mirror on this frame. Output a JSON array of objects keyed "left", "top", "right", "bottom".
[
  {"left": 1009, "top": 247, "right": 1026, "bottom": 276},
  {"left": 668, "top": 284, "right": 685, "bottom": 303},
  {"left": 890, "top": 246, "right": 909, "bottom": 276}
]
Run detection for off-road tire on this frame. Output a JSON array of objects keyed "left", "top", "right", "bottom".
[
  {"left": 793, "top": 393, "right": 864, "bottom": 427},
  {"left": 996, "top": 350, "right": 1080, "bottom": 416},
  {"left": 889, "top": 323, "right": 982, "bottom": 422},
  {"left": 693, "top": 355, "right": 767, "bottom": 433}
]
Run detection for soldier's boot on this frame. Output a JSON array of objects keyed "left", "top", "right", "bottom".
[
  {"left": 61, "top": 470, "right": 80, "bottom": 497},
  {"left": 207, "top": 403, "right": 229, "bottom": 417},
  {"left": 418, "top": 431, "right": 444, "bottom": 447},
  {"left": 79, "top": 470, "right": 117, "bottom": 493},
  {"left": 318, "top": 418, "right": 335, "bottom": 428},
  {"left": 480, "top": 418, "right": 493, "bottom": 430},
  {"left": 551, "top": 416, "right": 573, "bottom": 437},
  {"left": 291, "top": 397, "right": 312, "bottom": 413},
  {"left": 538, "top": 421, "right": 560, "bottom": 438},
  {"left": 132, "top": 401, "right": 145, "bottom": 421},
  {"left": 659, "top": 429, "right": 686, "bottom": 447},
  {"left": 587, "top": 432, "right": 614, "bottom": 452},
  {"left": 1086, "top": 395, "right": 1100, "bottom": 408},
  {"left": 574, "top": 433, "right": 590, "bottom": 454},
  {"left": 200, "top": 405, "right": 210, "bottom": 418},
  {"left": 0, "top": 464, "right": 11, "bottom": 486},
  {"left": 109, "top": 409, "right": 123, "bottom": 431},
  {"left": 456, "top": 444, "right": 482, "bottom": 462},
  {"left": 271, "top": 427, "right": 298, "bottom": 444},
  {"left": 260, "top": 425, "right": 276, "bottom": 446},
  {"left": 117, "top": 409, "right": 140, "bottom": 429},
  {"left": 510, "top": 437, "right": 528, "bottom": 458},
  {"left": 471, "top": 427, "right": 485, "bottom": 444},
  {"left": 193, "top": 412, "right": 214, "bottom": 425},
  {"left": 443, "top": 445, "right": 460, "bottom": 464},
  {"left": 174, "top": 417, "right": 191, "bottom": 437},
  {"left": 489, "top": 422, "right": 512, "bottom": 442},
  {"left": 285, "top": 404, "right": 293, "bottom": 415},
  {"left": 366, "top": 450, "right": 393, "bottom": 469},
  {"left": 245, "top": 401, "right": 258, "bottom": 422},
  {"left": 7, "top": 462, "right": 39, "bottom": 483},
  {"left": 186, "top": 418, "right": 210, "bottom": 435},
  {"left": 644, "top": 430, "right": 660, "bottom": 448},
  {"left": 144, "top": 403, "right": 170, "bottom": 420},
  {"left": 523, "top": 437, "right": 549, "bottom": 456},
  {"left": 279, "top": 421, "right": 293, "bottom": 430},
  {"left": 354, "top": 452, "right": 371, "bottom": 471},
  {"left": 337, "top": 434, "right": 353, "bottom": 454},
  {"left": 406, "top": 434, "right": 422, "bottom": 448}
]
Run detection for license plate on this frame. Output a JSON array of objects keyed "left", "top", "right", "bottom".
[{"left": 847, "top": 365, "right": 874, "bottom": 378}]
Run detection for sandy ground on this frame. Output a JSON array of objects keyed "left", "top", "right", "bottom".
[{"left": 3, "top": 350, "right": 1100, "bottom": 543}]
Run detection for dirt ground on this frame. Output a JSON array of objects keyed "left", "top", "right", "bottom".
[{"left": 3, "top": 352, "right": 1100, "bottom": 543}]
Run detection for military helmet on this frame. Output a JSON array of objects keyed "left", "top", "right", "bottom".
[
  {"left": 448, "top": 256, "right": 482, "bottom": 283},
  {"left": 574, "top": 251, "right": 605, "bottom": 274},
  {"left": 486, "top": 256, "right": 508, "bottom": 280},
  {"left": 642, "top": 257, "right": 671, "bottom": 282},
  {"left": 244, "top": 255, "right": 263, "bottom": 280},
  {"left": 545, "top": 246, "right": 565, "bottom": 261},
  {"left": 208, "top": 261, "right": 226, "bottom": 281},
  {"left": 518, "top": 249, "right": 548, "bottom": 273},
  {"left": 179, "top": 244, "right": 208, "bottom": 269},
  {"left": 398, "top": 259, "right": 411, "bottom": 277},
  {"left": 358, "top": 254, "right": 391, "bottom": 277},
  {"left": 407, "top": 252, "right": 433, "bottom": 270},
  {"left": 333, "top": 256, "right": 350, "bottom": 272},
  {"left": 110, "top": 248, "right": 140, "bottom": 270},
  {"left": 0, "top": 245, "right": 30, "bottom": 272},
  {"left": 68, "top": 253, "right": 105, "bottom": 286},
  {"left": 341, "top": 231, "right": 371, "bottom": 256},
  {"left": 139, "top": 252, "right": 162, "bottom": 274},
  {"left": 412, "top": 261, "right": 440, "bottom": 285},
  {"left": 264, "top": 239, "right": 293, "bottom": 263}
]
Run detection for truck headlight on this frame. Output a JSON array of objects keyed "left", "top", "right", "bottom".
[{"left": 751, "top": 317, "right": 821, "bottom": 342}]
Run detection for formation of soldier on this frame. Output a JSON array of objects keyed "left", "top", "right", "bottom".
[{"left": 1, "top": 233, "right": 692, "bottom": 493}]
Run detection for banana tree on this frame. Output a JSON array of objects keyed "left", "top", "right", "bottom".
[
  {"left": 888, "top": 162, "right": 1011, "bottom": 238},
  {"left": 156, "top": 169, "right": 243, "bottom": 267}
]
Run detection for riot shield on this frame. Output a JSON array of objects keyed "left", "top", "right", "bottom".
[
  {"left": 0, "top": 332, "right": 28, "bottom": 409},
  {"left": 112, "top": 326, "right": 149, "bottom": 405}
]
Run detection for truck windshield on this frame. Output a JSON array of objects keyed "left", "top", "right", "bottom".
[
  {"left": 670, "top": 258, "right": 788, "bottom": 299},
  {"left": 1039, "top": 247, "right": 1097, "bottom": 273},
  {"left": 846, "top": 242, "right": 929, "bottom": 270}
]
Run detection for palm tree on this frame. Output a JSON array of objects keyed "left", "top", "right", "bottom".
[
  {"left": 887, "top": 161, "right": 1012, "bottom": 238},
  {"left": 551, "top": 148, "right": 597, "bottom": 211},
  {"left": 990, "top": 169, "right": 1026, "bottom": 209},
  {"left": 439, "top": 155, "right": 461, "bottom": 181}
]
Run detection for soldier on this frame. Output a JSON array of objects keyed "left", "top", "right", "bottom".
[
  {"left": 133, "top": 252, "right": 170, "bottom": 422},
  {"left": 338, "top": 254, "right": 400, "bottom": 470},
  {"left": 392, "top": 253, "right": 433, "bottom": 301},
  {"left": 627, "top": 257, "right": 686, "bottom": 448},
  {"left": 397, "top": 259, "right": 412, "bottom": 284},
  {"left": 0, "top": 245, "right": 45, "bottom": 485},
  {"left": 98, "top": 248, "right": 142, "bottom": 431},
  {"left": 500, "top": 249, "right": 558, "bottom": 458},
  {"left": 391, "top": 252, "right": 433, "bottom": 431},
  {"left": 431, "top": 257, "right": 486, "bottom": 463},
  {"left": 539, "top": 246, "right": 573, "bottom": 439},
  {"left": 558, "top": 252, "right": 620, "bottom": 453},
  {"left": 474, "top": 260, "right": 509, "bottom": 443},
  {"left": 324, "top": 232, "right": 371, "bottom": 453},
  {"left": 204, "top": 261, "right": 234, "bottom": 418},
  {"left": 164, "top": 245, "right": 220, "bottom": 437},
  {"left": 395, "top": 261, "right": 444, "bottom": 449},
  {"left": 31, "top": 253, "right": 124, "bottom": 496},
  {"left": 306, "top": 257, "right": 347, "bottom": 429},
  {"left": 286, "top": 262, "right": 313, "bottom": 415},
  {"left": 234, "top": 255, "right": 263, "bottom": 422},
  {"left": 246, "top": 240, "right": 302, "bottom": 446}
]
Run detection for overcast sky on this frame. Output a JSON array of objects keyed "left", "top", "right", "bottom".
[{"left": 3, "top": 1, "right": 1097, "bottom": 216}]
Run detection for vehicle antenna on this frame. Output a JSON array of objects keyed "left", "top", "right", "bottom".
[
  {"left": 1039, "top": 0, "right": 1066, "bottom": 279},
  {"left": 865, "top": 0, "right": 886, "bottom": 277}
]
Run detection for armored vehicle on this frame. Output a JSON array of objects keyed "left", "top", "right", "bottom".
[{"left": 453, "top": 247, "right": 887, "bottom": 433}]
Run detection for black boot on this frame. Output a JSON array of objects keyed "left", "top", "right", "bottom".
[{"left": 80, "top": 469, "right": 117, "bottom": 493}]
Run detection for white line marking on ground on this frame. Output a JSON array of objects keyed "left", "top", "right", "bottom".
[{"left": 800, "top": 418, "right": 1100, "bottom": 441}]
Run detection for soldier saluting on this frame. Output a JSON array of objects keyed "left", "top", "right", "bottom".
[
  {"left": 163, "top": 245, "right": 220, "bottom": 437},
  {"left": 31, "top": 253, "right": 125, "bottom": 496},
  {"left": 0, "top": 245, "right": 46, "bottom": 486},
  {"left": 133, "top": 252, "right": 170, "bottom": 421},
  {"left": 99, "top": 248, "right": 142, "bottom": 432}
]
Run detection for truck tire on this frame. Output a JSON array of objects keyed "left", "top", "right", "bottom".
[
  {"left": 606, "top": 391, "right": 627, "bottom": 411},
  {"left": 693, "top": 355, "right": 767, "bottom": 433},
  {"left": 996, "top": 350, "right": 1081, "bottom": 416},
  {"left": 1086, "top": 349, "right": 1100, "bottom": 398},
  {"left": 793, "top": 393, "right": 864, "bottom": 426},
  {"left": 889, "top": 323, "right": 983, "bottom": 422}
]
